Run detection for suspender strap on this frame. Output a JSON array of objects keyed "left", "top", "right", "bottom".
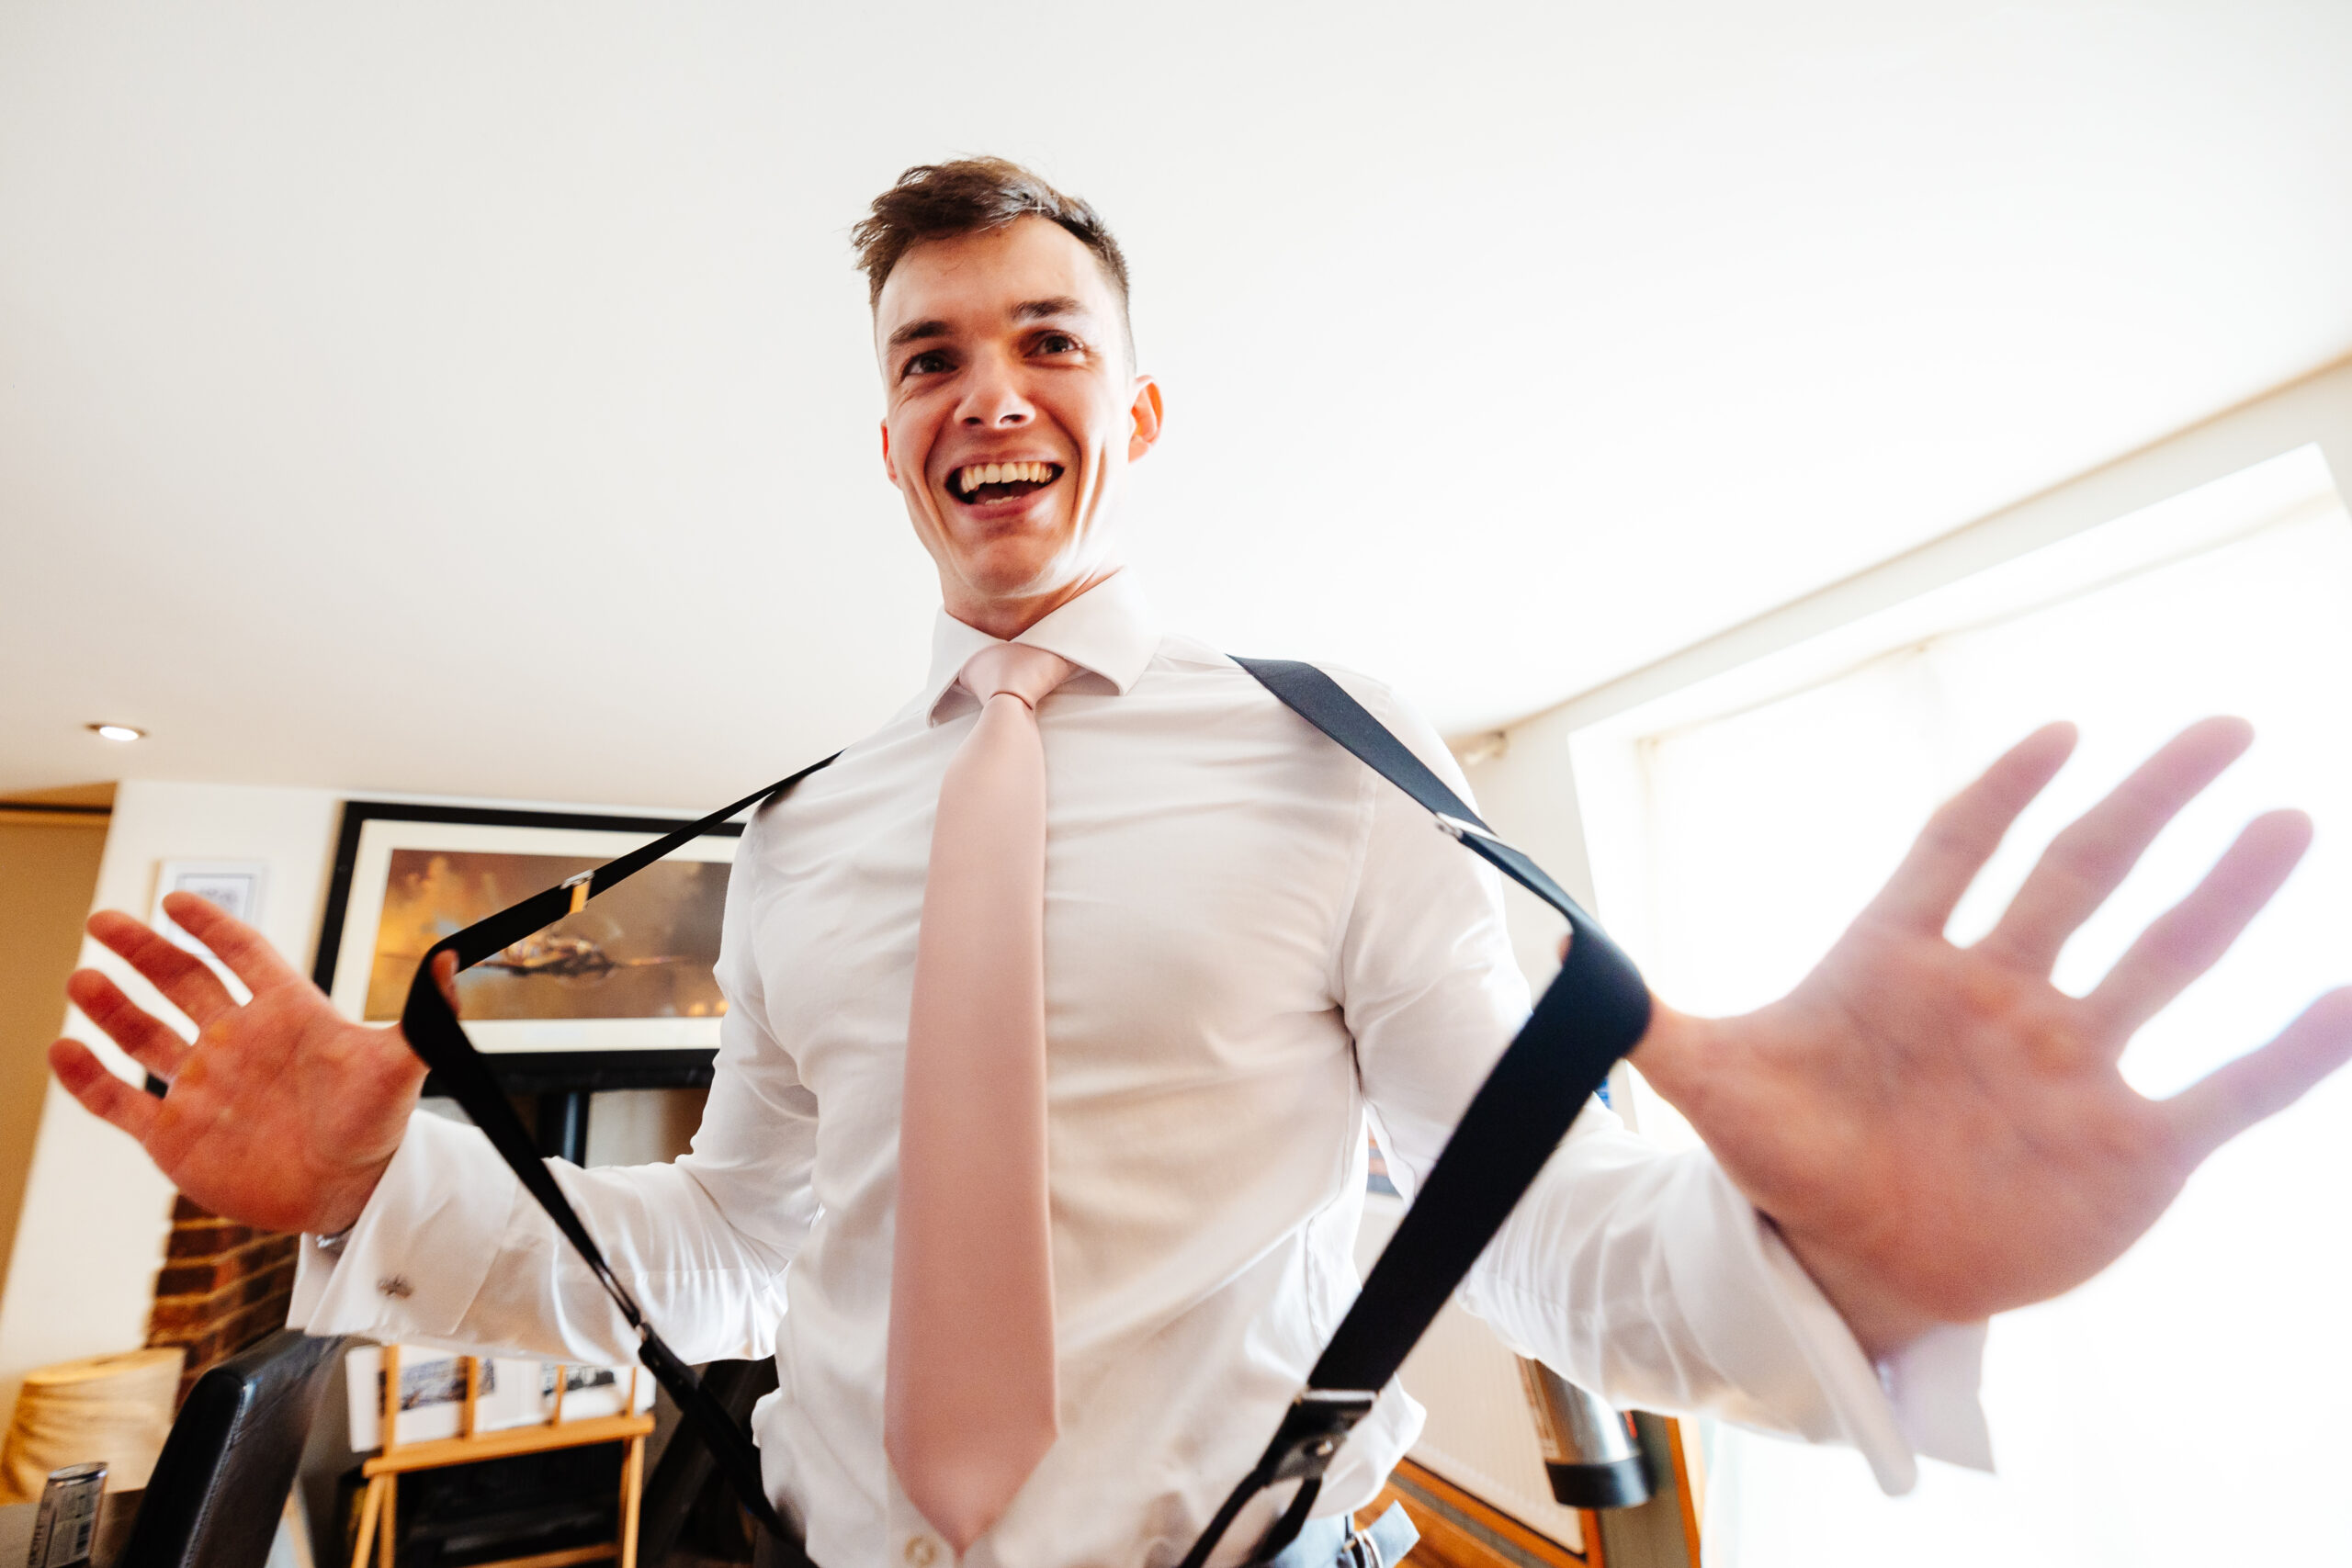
[
  {"left": 396, "top": 755, "right": 839, "bottom": 1565},
  {"left": 1179, "top": 660, "right": 1653, "bottom": 1568}
]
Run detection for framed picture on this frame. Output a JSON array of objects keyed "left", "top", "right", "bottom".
[
  {"left": 312, "top": 800, "right": 745, "bottom": 1092},
  {"left": 155, "top": 859, "right": 269, "bottom": 924}
]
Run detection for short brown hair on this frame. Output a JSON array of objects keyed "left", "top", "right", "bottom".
[{"left": 852, "top": 157, "right": 1133, "bottom": 349}]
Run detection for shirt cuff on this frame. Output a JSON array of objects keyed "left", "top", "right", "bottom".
[
  {"left": 289, "top": 1110, "right": 520, "bottom": 1342},
  {"left": 1881, "top": 1319, "right": 1993, "bottom": 1472},
  {"left": 1677, "top": 1159, "right": 1992, "bottom": 1491}
]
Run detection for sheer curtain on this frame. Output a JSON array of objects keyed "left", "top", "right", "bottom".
[{"left": 1574, "top": 451, "right": 2352, "bottom": 1565}]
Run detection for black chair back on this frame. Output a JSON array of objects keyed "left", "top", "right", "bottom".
[
  {"left": 637, "top": 1357, "right": 777, "bottom": 1567},
  {"left": 119, "top": 1331, "right": 349, "bottom": 1568}
]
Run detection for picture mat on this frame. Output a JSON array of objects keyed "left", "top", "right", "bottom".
[{"left": 327, "top": 818, "right": 737, "bottom": 1053}]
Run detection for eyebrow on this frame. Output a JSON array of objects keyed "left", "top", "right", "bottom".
[
  {"left": 1011, "top": 296, "right": 1087, "bottom": 323},
  {"left": 885, "top": 318, "right": 952, "bottom": 351},
  {"left": 884, "top": 297, "right": 1094, "bottom": 353}
]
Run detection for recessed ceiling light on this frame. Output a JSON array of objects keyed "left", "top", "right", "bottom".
[{"left": 88, "top": 723, "right": 145, "bottom": 742}]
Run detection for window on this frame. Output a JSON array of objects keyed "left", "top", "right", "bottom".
[{"left": 1568, "top": 446, "right": 2352, "bottom": 1566}]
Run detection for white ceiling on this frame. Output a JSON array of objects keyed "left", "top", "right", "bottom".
[{"left": 6, "top": 1, "right": 2349, "bottom": 809}]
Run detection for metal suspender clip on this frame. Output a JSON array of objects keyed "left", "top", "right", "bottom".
[
  {"left": 1263, "top": 1389, "right": 1377, "bottom": 1482},
  {"left": 1174, "top": 1389, "right": 1377, "bottom": 1568},
  {"left": 1430, "top": 811, "right": 1501, "bottom": 846},
  {"left": 561, "top": 869, "right": 594, "bottom": 914}
]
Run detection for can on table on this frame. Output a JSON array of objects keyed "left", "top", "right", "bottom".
[{"left": 27, "top": 1461, "right": 108, "bottom": 1568}]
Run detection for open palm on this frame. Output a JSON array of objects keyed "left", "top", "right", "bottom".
[
  {"left": 49, "top": 893, "right": 430, "bottom": 1236},
  {"left": 1633, "top": 718, "right": 2352, "bottom": 1356}
]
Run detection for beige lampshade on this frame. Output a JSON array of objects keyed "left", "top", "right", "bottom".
[{"left": 0, "top": 1348, "right": 185, "bottom": 1505}]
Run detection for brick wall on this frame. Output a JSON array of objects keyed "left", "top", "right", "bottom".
[{"left": 144, "top": 1196, "right": 298, "bottom": 1405}]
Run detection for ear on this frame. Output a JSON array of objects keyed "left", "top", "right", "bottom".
[
  {"left": 880, "top": 420, "right": 898, "bottom": 485},
  {"left": 1127, "top": 377, "right": 1165, "bottom": 463}
]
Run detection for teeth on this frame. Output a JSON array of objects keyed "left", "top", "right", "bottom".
[{"left": 956, "top": 461, "right": 1057, "bottom": 496}]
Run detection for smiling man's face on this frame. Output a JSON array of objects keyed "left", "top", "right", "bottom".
[{"left": 876, "top": 216, "right": 1162, "bottom": 638}]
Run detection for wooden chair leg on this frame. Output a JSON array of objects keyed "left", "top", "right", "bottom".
[
  {"left": 618, "top": 1434, "right": 646, "bottom": 1568},
  {"left": 349, "top": 1478, "right": 382, "bottom": 1568}
]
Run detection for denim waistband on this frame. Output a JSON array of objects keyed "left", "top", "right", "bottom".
[{"left": 1264, "top": 1501, "right": 1418, "bottom": 1568}]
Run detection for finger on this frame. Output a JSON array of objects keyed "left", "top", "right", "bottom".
[
  {"left": 2163, "top": 987, "right": 2352, "bottom": 1166},
  {"left": 85, "top": 908, "right": 238, "bottom": 1026},
  {"left": 1979, "top": 716, "right": 2254, "bottom": 975},
  {"left": 160, "top": 891, "right": 304, "bottom": 995},
  {"left": 432, "top": 950, "right": 461, "bottom": 1013},
  {"left": 65, "top": 967, "right": 196, "bottom": 1082},
  {"left": 2087, "top": 810, "right": 2312, "bottom": 1039},
  {"left": 47, "top": 1038, "right": 163, "bottom": 1145},
  {"left": 1862, "top": 722, "right": 2077, "bottom": 933}
]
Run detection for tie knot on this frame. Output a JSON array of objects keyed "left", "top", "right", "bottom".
[{"left": 959, "top": 642, "right": 1079, "bottom": 711}]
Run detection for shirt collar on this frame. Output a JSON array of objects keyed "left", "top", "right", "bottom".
[{"left": 922, "top": 570, "right": 1163, "bottom": 725}]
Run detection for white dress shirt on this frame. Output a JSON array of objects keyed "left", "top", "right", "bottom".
[{"left": 291, "top": 571, "right": 1988, "bottom": 1568}]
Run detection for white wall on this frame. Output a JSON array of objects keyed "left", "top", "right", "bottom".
[
  {"left": 1505, "top": 356, "right": 2352, "bottom": 751},
  {"left": 1459, "top": 726, "right": 1598, "bottom": 990},
  {"left": 0, "top": 780, "right": 340, "bottom": 1430}
]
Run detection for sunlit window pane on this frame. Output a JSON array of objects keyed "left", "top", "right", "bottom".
[{"left": 1580, "top": 454, "right": 2352, "bottom": 1566}]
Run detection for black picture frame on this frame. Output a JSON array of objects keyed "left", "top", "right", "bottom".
[{"left": 312, "top": 798, "right": 743, "bottom": 1098}]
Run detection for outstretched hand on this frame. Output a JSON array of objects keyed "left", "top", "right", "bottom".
[
  {"left": 49, "top": 893, "right": 442, "bottom": 1236},
  {"left": 1632, "top": 717, "right": 2352, "bottom": 1358}
]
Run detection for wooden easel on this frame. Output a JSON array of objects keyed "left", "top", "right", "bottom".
[{"left": 349, "top": 1348, "right": 655, "bottom": 1568}]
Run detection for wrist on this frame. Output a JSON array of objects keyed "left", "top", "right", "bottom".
[
  {"left": 1626, "top": 999, "right": 1940, "bottom": 1360},
  {"left": 1775, "top": 1224, "right": 1945, "bottom": 1362},
  {"left": 311, "top": 1149, "right": 398, "bottom": 1237}
]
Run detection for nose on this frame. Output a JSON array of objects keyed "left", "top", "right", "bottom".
[{"left": 956, "top": 349, "right": 1035, "bottom": 429}]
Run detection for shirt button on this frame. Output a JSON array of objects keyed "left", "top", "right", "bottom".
[{"left": 903, "top": 1537, "right": 938, "bottom": 1567}]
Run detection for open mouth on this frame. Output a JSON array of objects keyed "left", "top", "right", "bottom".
[{"left": 948, "top": 460, "right": 1064, "bottom": 505}]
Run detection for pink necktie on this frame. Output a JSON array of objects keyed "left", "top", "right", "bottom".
[{"left": 886, "top": 641, "right": 1077, "bottom": 1552}]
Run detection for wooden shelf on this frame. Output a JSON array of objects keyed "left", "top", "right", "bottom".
[
  {"left": 360, "top": 1413, "right": 654, "bottom": 1476},
  {"left": 469, "top": 1545, "right": 623, "bottom": 1568}
]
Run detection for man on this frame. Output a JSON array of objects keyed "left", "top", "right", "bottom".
[{"left": 51, "top": 160, "right": 2350, "bottom": 1566}]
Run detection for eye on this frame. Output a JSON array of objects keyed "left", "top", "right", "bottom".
[
  {"left": 901, "top": 349, "right": 954, "bottom": 378},
  {"left": 1031, "top": 331, "right": 1082, "bottom": 356}
]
